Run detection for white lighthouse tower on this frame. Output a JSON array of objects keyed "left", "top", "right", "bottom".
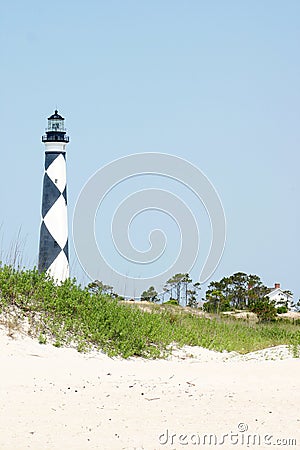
[{"left": 38, "top": 110, "right": 70, "bottom": 282}]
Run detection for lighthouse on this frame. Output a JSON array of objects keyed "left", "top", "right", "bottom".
[{"left": 38, "top": 110, "right": 70, "bottom": 282}]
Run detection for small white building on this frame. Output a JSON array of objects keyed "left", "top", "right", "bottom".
[{"left": 265, "top": 283, "right": 293, "bottom": 310}]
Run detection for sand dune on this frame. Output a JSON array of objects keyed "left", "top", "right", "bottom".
[{"left": 0, "top": 326, "right": 299, "bottom": 450}]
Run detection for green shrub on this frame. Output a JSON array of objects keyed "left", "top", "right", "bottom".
[
  {"left": 277, "top": 306, "right": 288, "bottom": 314},
  {"left": 163, "top": 298, "right": 179, "bottom": 306},
  {"left": 249, "top": 298, "right": 277, "bottom": 322},
  {"left": 0, "top": 264, "right": 299, "bottom": 358}
]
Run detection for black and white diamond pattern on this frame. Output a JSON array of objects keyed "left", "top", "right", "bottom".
[{"left": 38, "top": 152, "right": 69, "bottom": 282}]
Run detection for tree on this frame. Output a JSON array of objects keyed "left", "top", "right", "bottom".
[
  {"left": 164, "top": 273, "right": 186, "bottom": 303},
  {"left": 246, "top": 275, "right": 269, "bottom": 308},
  {"left": 140, "top": 286, "right": 159, "bottom": 302},
  {"left": 87, "top": 280, "right": 114, "bottom": 296},
  {"left": 203, "top": 289, "right": 231, "bottom": 313},
  {"left": 249, "top": 297, "right": 277, "bottom": 322},
  {"left": 204, "top": 272, "right": 269, "bottom": 311},
  {"left": 187, "top": 282, "right": 201, "bottom": 308},
  {"left": 291, "top": 299, "right": 300, "bottom": 312},
  {"left": 282, "top": 290, "right": 293, "bottom": 309},
  {"left": 163, "top": 273, "right": 201, "bottom": 306}
]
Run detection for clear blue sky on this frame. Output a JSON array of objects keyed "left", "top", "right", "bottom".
[{"left": 0, "top": 1, "right": 299, "bottom": 299}]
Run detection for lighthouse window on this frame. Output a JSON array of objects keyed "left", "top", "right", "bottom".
[{"left": 55, "top": 179, "right": 58, "bottom": 184}]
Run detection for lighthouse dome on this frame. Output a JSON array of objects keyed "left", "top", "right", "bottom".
[{"left": 48, "top": 110, "right": 65, "bottom": 121}]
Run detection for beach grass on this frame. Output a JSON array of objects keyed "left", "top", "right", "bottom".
[{"left": 0, "top": 264, "right": 299, "bottom": 358}]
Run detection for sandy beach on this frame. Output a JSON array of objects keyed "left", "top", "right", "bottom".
[{"left": 0, "top": 326, "right": 299, "bottom": 450}]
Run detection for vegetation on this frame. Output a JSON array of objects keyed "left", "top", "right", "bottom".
[
  {"left": 163, "top": 273, "right": 200, "bottom": 307},
  {"left": 204, "top": 272, "right": 270, "bottom": 311},
  {"left": 140, "top": 286, "right": 159, "bottom": 303},
  {"left": 249, "top": 298, "right": 277, "bottom": 322},
  {"left": 163, "top": 298, "right": 180, "bottom": 306},
  {"left": 87, "top": 280, "right": 115, "bottom": 296},
  {"left": 203, "top": 289, "right": 231, "bottom": 313},
  {"left": 276, "top": 305, "right": 288, "bottom": 315},
  {"left": 0, "top": 265, "right": 299, "bottom": 358}
]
